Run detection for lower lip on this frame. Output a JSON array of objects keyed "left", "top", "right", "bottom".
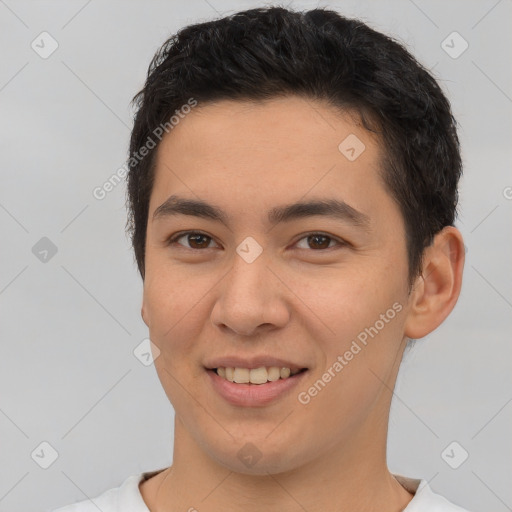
[{"left": 206, "top": 369, "right": 308, "bottom": 407}]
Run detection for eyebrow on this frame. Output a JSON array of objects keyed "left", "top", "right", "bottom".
[{"left": 152, "top": 194, "right": 371, "bottom": 231}]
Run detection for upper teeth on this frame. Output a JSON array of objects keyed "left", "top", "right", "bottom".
[{"left": 216, "top": 366, "right": 302, "bottom": 384}]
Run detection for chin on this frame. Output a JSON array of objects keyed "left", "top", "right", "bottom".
[{"left": 205, "top": 437, "right": 306, "bottom": 477}]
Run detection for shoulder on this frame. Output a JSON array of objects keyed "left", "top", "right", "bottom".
[
  {"left": 395, "top": 474, "right": 474, "bottom": 512},
  {"left": 49, "top": 487, "right": 119, "bottom": 512},
  {"left": 48, "top": 473, "right": 148, "bottom": 512}
]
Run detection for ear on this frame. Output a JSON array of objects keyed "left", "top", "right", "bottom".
[
  {"left": 141, "top": 300, "right": 149, "bottom": 327},
  {"left": 404, "top": 226, "right": 465, "bottom": 340}
]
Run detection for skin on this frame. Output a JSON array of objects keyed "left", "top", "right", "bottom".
[{"left": 139, "top": 96, "right": 465, "bottom": 512}]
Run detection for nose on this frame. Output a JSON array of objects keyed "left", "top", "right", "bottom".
[{"left": 210, "top": 251, "right": 290, "bottom": 337}]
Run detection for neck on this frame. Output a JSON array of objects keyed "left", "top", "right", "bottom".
[{"left": 148, "top": 407, "right": 414, "bottom": 512}]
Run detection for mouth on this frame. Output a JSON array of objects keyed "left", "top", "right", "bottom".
[
  {"left": 207, "top": 366, "right": 308, "bottom": 385},
  {"left": 205, "top": 366, "right": 309, "bottom": 407}
]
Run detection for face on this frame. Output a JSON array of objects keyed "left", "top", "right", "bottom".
[{"left": 141, "top": 96, "right": 414, "bottom": 474}]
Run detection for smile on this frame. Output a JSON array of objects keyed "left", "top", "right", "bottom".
[
  {"left": 206, "top": 367, "right": 309, "bottom": 407},
  {"left": 215, "top": 366, "right": 306, "bottom": 384}
]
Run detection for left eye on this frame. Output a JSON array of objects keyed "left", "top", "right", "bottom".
[
  {"left": 166, "top": 231, "right": 345, "bottom": 251},
  {"left": 295, "top": 233, "right": 342, "bottom": 250}
]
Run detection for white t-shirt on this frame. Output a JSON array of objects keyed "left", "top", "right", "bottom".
[{"left": 49, "top": 470, "right": 473, "bottom": 512}]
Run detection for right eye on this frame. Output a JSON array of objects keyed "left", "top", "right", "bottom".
[{"left": 166, "top": 231, "right": 219, "bottom": 250}]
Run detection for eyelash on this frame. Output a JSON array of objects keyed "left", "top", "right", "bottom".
[{"left": 165, "top": 231, "right": 348, "bottom": 252}]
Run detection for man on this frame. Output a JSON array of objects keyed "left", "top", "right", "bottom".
[{"left": 53, "top": 6, "right": 469, "bottom": 511}]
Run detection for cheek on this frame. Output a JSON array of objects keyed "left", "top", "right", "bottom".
[
  {"left": 295, "top": 300, "right": 406, "bottom": 440},
  {"left": 143, "top": 266, "right": 206, "bottom": 364},
  {"left": 144, "top": 251, "right": 205, "bottom": 323},
  {"left": 293, "top": 265, "right": 398, "bottom": 339},
  {"left": 145, "top": 272, "right": 210, "bottom": 410},
  {"left": 292, "top": 259, "right": 407, "bottom": 385}
]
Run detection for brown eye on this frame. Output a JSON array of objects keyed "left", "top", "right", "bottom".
[
  {"left": 167, "top": 232, "right": 217, "bottom": 250},
  {"left": 166, "top": 231, "right": 345, "bottom": 252},
  {"left": 186, "top": 234, "right": 212, "bottom": 249},
  {"left": 295, "top": 233, "right": 342, "bottom": 250},
  {"left": 306, "top": 234, "right": 332, "bottom": 249}
]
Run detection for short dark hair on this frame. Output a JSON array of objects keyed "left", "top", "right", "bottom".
[{"left": 126, "top": 6, "right": 462, "bottom": 287}]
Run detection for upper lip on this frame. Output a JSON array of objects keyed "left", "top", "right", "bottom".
[{"left": 204, "top": 356, "right": 308, "bottom": 371}]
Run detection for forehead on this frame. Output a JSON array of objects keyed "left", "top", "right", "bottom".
[
  {"left": 156, "top": 96, "right": 380, "bottom": 163},
  {"left": 149, "top": 96, "right": 395, "bottom": 227}
]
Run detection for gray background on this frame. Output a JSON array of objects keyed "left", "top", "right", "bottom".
[{"left": 0, "top": 1, "right": 511, "bottom": 511}]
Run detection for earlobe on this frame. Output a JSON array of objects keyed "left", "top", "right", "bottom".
[
  {"left": 404, "top": 226, "right": 465, "bottom": 340},
  {"left": 141, "top": 303, "right": 148, "bottom": 327}
]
